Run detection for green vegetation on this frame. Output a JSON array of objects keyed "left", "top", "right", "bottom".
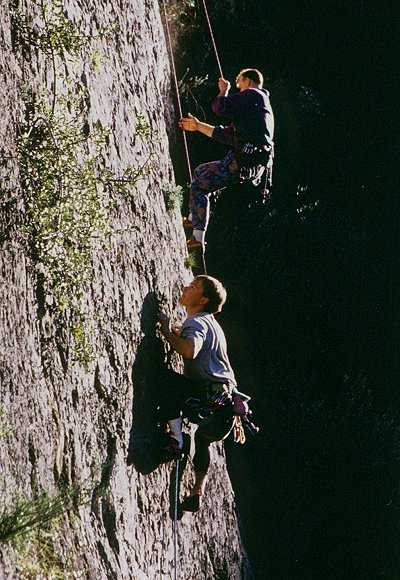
[
  {"left": 163, "top": 183, "right": 184, "bottom": 213},
  {"left": 0, "top": 480, "right": 96, "bottom": 577},
  {"left": 178, "top": 71, "right": 208, "bottom": 118},
  {"left": 0, "top": 408, "right": 11, "bottom": 439},
  {"left": 0, "top": 453, "right": 113, "bottom": 574},
  {"left": 18, "top": 91, "right": 112, "bottom": 321},
  {"left": 11, "top": 0, "right": 151, "bottom": 364},
  {"left": 165, "top": 0, "right": 196, "bottom": 26},
  {"left": 12, "top": 524, "right": 67, "bottom": 579},
  {"left": 184, "top": 252, "right": 198, "bottom": 270},
  {"left": 0, "top": 484, "right": 88, "bottom": 544}
]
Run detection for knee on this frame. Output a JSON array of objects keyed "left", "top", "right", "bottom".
[
  {"left": 193, "top": 437, "right": 211, "bottom": 472},
  {"left": 193, "top": 163, "right": 206, "bottom": 179},
  {"left": 194, "top": 430, "right": 211, "bottom": 453},
  {"left": 190, "top": 188, "right": 209, "bottom": 211},
  {"left": 192, "top": 163, "right": 210, "bottom": 187},
  {"left": 191, "top": 167, "right": 201, "bottom": 189}
]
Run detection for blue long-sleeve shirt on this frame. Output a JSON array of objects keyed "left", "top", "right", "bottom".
[{"left": 212, "top": 88, "right": 274, "bottom": 148}]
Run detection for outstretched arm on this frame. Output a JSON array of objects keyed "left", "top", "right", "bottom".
[
  {"left": 179, "top": 112, "right": 235, "bottom": 146},
  {"left": 179, "top": 113, "right": 215, "bottom": 138},
  {"left": 179, "top": 78, "right": 231, "bottom": 134}
]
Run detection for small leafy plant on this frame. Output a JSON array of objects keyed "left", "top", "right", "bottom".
[
  {"left": 11, "top": 521, "right": 74, "bottom": 579},
  {"left": 184, "top": 252, "right": 198, "bottom": 270},
  {"left": 0, "top": 408, "right": 11, "bottom": 439},
  {"left": 0, "top": 477, "right": 101, "bottom": 577},
  {"left": 163, "top": 183, "right": 183, "bottom": 213},
  {"left": 0, "top": 484, "right": 88, "bottom": 544}
]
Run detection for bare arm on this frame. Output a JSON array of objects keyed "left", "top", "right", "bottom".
[
  {"left": 163, "top": 329, "right": 195, "bottom": 359},
  {"left": 180, "top": 78, "right": 232, "bottom": 135},
  {"left": 179, "top": 113, "right": 215, "bottom": 138},
  {"left": 159, "top": 314, "right": 195, "bottom": 359}
]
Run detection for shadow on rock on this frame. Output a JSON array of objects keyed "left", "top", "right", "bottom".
[{"left": 127, "top": 291, "right": 167, "bottom": 474}]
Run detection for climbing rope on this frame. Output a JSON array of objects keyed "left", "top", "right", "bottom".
[
  {"left": 161, "top": 0, "right": 224, "bottom": 183},
  {"left": 161, "top": 0, "right": 222, "bottom": 275},
  {"left": 159, "top": 458, "right": 180, "bottom": 580},
  {"left": 200, "top": 0, "right": 224, "bottom": 78},
  {"left": 159, "top": 494, "right": 165, "bottom": 580},
  {"left": 172, "top": 457, "right": 180, "bottom": 580},
  {"left": 161, "top": 0, "right": 193, "bottom": 183}
]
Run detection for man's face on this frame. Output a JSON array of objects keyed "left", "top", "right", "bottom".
[
  {"left": 236, "top": 74, "right": 251, "bottom": 92},
  {"left": 180, "top": 279, "right": 208, "bottom": 309}
]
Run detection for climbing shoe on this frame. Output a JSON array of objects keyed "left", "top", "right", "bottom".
[
  {"left": 187, "top": 238, "right": 203, "bottom": 251},
  {"left": 182, "top": 217, "right": 194, "bottom": 229},
  {"left": 180, "top": 493, "right": 201, "bottom": 513}
]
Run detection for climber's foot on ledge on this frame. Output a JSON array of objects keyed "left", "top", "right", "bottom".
[
  {"left": 187, "top": 238, "right": 204, "bottom": 251},
  {"left": 182, "top": 217, "right": 194, "bottom": 229}
]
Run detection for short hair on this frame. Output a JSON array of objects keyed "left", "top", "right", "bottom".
[
  {"left": 239, "top": 68, "right": 264, "bottom": 88},
  {"left": 196, "top": 275, "right": 227, "bottom": 314}
]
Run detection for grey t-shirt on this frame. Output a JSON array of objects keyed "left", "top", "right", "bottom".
[{"left": 181, "top": 312, "right": 237, "bottom": 387}]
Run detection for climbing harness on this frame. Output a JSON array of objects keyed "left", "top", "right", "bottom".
[
  {"left": 183, "top": 383, "right": 260, "bottom": 443},
  {"left": 184, "top": 383, "right": 232, "bottom": 422}
]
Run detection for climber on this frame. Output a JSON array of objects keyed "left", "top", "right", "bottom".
[
  {"left": 158, "top": 275, "right": 237, "bottom": 513},
  {"left": 180, "top": 68, "right": 274, "bottom": 250}
]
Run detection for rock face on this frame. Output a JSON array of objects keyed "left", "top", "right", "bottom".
[{"left": 0, "top": 1, "right": 251, "bottom": 578}]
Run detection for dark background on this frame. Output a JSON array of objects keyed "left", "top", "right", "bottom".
[{"left": 168, "top": 1, "right": 399, "bottom": 578}]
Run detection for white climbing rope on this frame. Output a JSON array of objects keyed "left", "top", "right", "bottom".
[
  {"left": 161, "top": 0, "right": 193, "bottom": 184},
  {"left": 172, "top": 457, "right": 180, "bottom": 580},
  {"left": 200, "top": 0, "right": 224, "bottom": 78}
]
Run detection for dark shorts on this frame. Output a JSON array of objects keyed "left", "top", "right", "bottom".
[{"left": 157, "top": 368, "right": 234, "bottom": 467}]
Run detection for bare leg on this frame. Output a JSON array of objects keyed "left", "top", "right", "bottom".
[{"left": 191, "top": 470, "right": 207, "bottom": 495}]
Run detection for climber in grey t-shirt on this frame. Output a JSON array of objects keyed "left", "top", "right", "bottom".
[
  {"left": 159, "top": 275, "right": 236, "bottom": 513},
  {"left": 181, "top": 311, "right": 237, "bottom": 387}
]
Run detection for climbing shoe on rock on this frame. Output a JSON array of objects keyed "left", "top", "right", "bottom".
[
  {"left": 182, "top": 217, "right": 194, "bottom": 229},
  {"left": 187, "top": 238, "right": 203, "bottom": 251},
  {"left": 180, "top": 493, "right": 201, "bottom": 513}
]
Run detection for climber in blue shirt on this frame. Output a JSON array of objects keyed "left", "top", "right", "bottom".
[{"left": 180, "top": 68, "right": 274, "bottom": 250}]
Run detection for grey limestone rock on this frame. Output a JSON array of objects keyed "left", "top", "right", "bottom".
[{"left": 0, "top": 0, "right": 252, "bottom": 578}]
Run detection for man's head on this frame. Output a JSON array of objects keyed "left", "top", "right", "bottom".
[
  {"left": 180, "top": 275, "right": 227, "bottom": 314},
  {"left": 236, "top": 68, "right": 264, "bottom": 91}
]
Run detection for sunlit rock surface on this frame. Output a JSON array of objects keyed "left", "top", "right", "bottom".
[{"left": 0, "top": 0, "right": 251, "bottom": 577}]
